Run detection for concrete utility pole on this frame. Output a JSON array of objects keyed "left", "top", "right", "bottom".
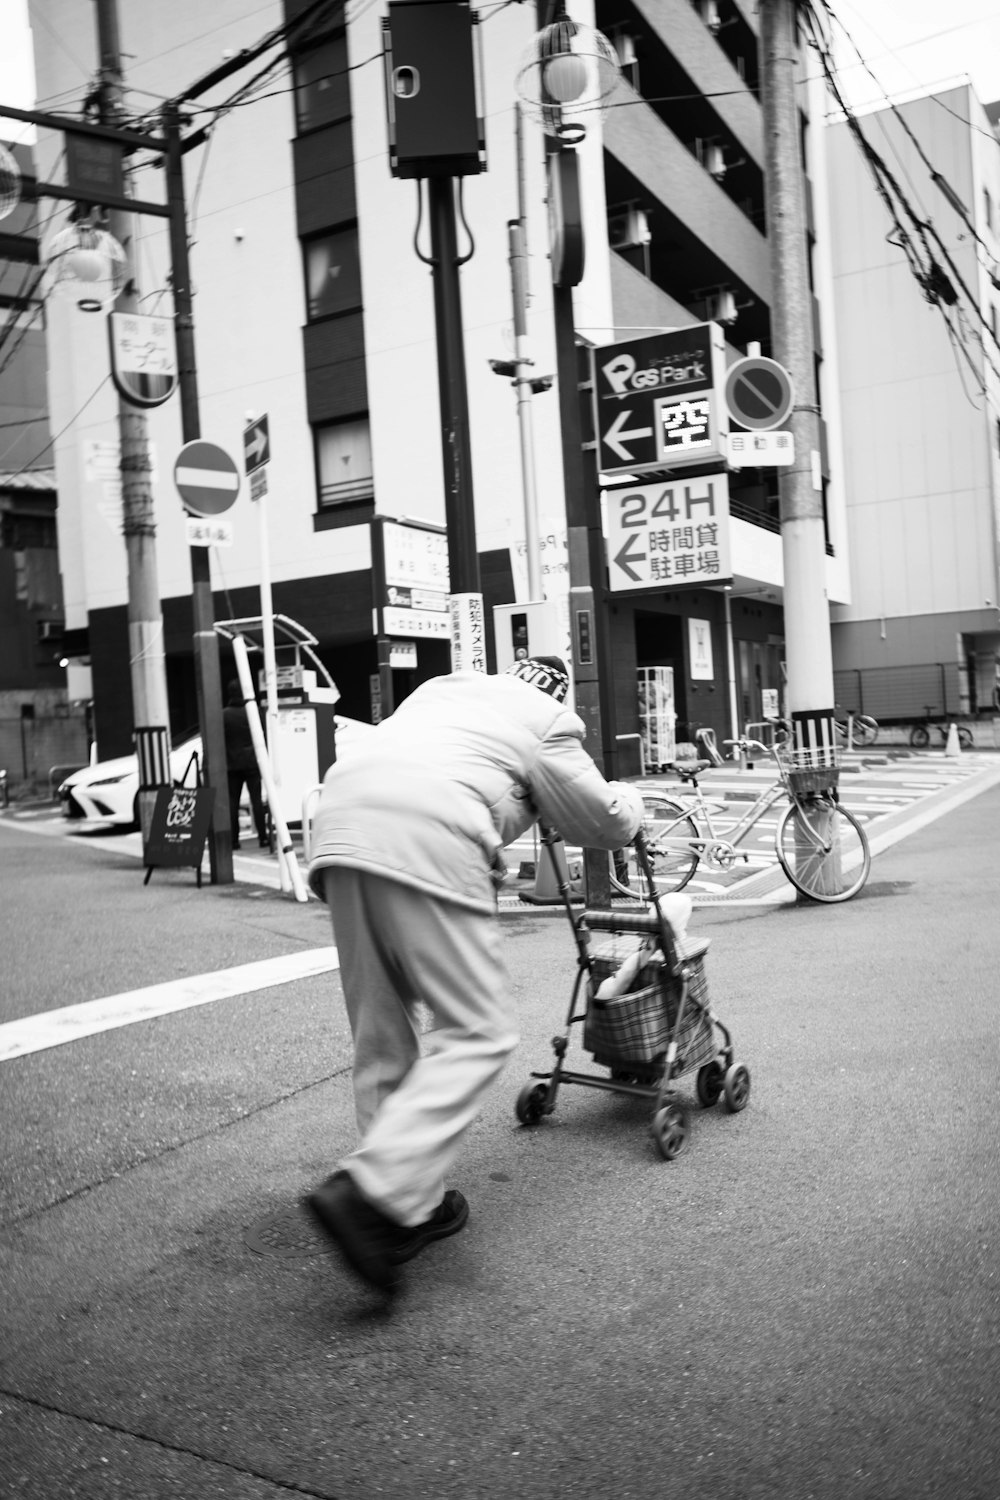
[
  {"left": 93, "top": 0, "right": 171, "bottom": 751},
  {"left": 163, "top": 102, "right": 233, "bottom": 884},
  {"left": 759, "top": 0, "right": 836, "bottom": 747}
]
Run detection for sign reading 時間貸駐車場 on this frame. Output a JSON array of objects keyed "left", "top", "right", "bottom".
[
  {"left": 592, "top": 324, "right": 728, "bottom": 477},
  {"left": 603, "top": 474, "right": 732, "bottom": 594}
]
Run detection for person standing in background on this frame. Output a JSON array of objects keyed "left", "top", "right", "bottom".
[{"left": 222, "top": 681, "right": 269, "bottom": 850}]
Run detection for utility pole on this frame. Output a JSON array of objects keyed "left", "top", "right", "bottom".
[
  {"left": 163, "top": 102, "right": 233, "bottom": 883},
  {"left": 426, "top": 174, "right": 480, "bottom": 598},
  {"left": 92, "top": 0, "right": 171, "bottom": 760},
  {"left": 759, "top": 0, "right": 836, "bottom": 752}
]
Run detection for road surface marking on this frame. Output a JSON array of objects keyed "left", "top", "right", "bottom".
[{"left": 0, "top": 947, "right": 340, "bottom": 1064}]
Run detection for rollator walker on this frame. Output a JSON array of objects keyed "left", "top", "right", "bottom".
[{"left": 514, "top": 825, "right": 751, "bottom": 1161}]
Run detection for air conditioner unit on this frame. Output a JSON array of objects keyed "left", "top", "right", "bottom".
[
  {"left": 705, "top": 143, "right": 726, "bottom": 181},
  {"left": 608, "top": 206, "right": 651, "bottom": 250},
  {"left": 712, "top": 288, "right": 738, "bottom": 326},
  {"left": 698, "top": 0, "right": 722, "bottom": 33},
  {"left": 613, "top": 32, "right": 637, "bottom": 68}
]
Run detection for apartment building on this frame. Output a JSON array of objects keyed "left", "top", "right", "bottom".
[{"left": 27, "top": 0, "right": 847, "bottom": 762}]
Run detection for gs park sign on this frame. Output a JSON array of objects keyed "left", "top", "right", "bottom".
[
  {"left": 592, "top": 323, "right": 728, "bottom": 477},
  {"left": 604, "top": 474, "right": 732, "bottom": 593}
]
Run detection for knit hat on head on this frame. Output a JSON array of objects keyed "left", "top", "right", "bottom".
[{"left": 503, "top": 655, "right": 570, "bottom": 703}]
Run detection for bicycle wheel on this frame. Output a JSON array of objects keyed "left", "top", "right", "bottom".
[
  {"left": 910, "top": 724, "right": 930, "bottom": 749},
  {"left": 610, "top": 795, "right": 700, "bottom": 896},
  {"left": 958, "top": 726, "right": 973, "bottom": 750},
  {"left": 853, "top": 715, "right": 879, "bottom": 747},
  {"left": 775, "top": 799, "right": 870, "bottom": 903}
]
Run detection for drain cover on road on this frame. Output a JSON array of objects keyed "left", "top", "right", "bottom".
[{"left": 244, "top": 1205, "right": 335, "bottom": 1259}]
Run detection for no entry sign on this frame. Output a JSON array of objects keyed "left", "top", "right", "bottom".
[{"left": 174, "top": 441, "right": 240, "bottom": 517}]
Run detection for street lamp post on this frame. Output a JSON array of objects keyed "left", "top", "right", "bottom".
[{"left": 517, "top": 4, "right": 621, "bottom": 904}]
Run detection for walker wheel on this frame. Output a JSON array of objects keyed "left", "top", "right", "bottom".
[
  {"left": 515, "top": 1081, "right": 549, "bottom": 1126},
  {"left": 722, "top": 1063, "right": 751, "bottom": 1114},
  {"left": 651, "top": 1100, "right": 691, "bottom": 1161},
  {"left": 696, "top": 1061, "right": 725, "bottom": 1108}
]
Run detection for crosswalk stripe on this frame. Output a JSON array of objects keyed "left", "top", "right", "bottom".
[{"left": 0, "top": 948, "right": 340, "bottom": 1063}]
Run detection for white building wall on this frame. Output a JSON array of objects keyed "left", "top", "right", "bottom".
[
  {"left": 826, "top": 85, "right": 1000, "bottom": 655},
  {"left": 30, "top": 0, "right": 611, "bottom": 630},
  {"left": 350, "top": 1, "right": 611, "bottom": 569}
]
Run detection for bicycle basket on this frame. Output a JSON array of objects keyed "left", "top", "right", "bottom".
[{"left": 777, "top": 744, "right": 841, "bottom": 796}]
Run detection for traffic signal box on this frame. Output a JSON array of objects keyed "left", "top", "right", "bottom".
[{"left": 383, "top": 1, "right": 486, "bottom": 179}]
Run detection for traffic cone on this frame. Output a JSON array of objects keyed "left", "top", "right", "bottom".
[
  {"left": 944, "top": 723, "right": 961, "bottom": 757},
  {"left": 520, "top": 837, "right": 584, "bottom": 905}
]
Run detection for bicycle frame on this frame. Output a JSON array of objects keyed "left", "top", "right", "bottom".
[{"left": 667, "top": 771, "right": 787, "bottom": 867}]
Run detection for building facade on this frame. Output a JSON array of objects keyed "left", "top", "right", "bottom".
[
  {"left": 26, "top": 0, "right": 848, "bottom": 767},
  {"left": 827, "top": 83, "right": 1000, "bottom": 723},
  {"left": 0, "top": 139, "right": 89, "bottom": 786}
]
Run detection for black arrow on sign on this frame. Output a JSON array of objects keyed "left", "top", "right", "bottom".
[{"left": 614, "top": 532, "right": 646, "bottom": 582}]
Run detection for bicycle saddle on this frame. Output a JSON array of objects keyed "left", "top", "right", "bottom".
[{"left": 666, "top": 760, "right": 715, "bottom": 781}]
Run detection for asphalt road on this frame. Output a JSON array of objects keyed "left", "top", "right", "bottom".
[{"left": 1, "top": 775, "right": 998, "bottom": 1498}]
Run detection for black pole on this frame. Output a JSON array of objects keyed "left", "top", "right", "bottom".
[
  {"left": 426, "top": 176, "right": 480, "bottom": 596},
  {"left": 163, "top": 102, "right": 233, "bottom": 884}
]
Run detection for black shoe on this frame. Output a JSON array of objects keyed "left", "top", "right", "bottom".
[
  {"left": 389, "top": 1189, "right": 469, "bottom": 1264},
  {"left": 305, "top": 1172, "right": 408, "bottom": 1291}
]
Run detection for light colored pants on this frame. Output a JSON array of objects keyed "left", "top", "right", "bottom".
[{"left": 323, "top": 867, "right": 519, "bottom": 1228}]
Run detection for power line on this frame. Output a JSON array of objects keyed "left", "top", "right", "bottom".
[
  {"left": 3, "top": 376, "right": 112, "bottom": 481},
  {"left": 803, "top": 4, "right": 1000, "bottom": 391},
  {"left": 816, "top": 0, "right": 1000, "bottom": 280}
]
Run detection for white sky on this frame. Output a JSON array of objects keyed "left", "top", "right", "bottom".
[
  {"left": 1, "top": 0, "right": 999, "bottom": 143},
  {"left": 824, "top": 0, "right": 1000, "bottom": 114}
]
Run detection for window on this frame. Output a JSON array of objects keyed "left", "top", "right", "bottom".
[
  {"left": 316, "top": 417, "right": 373, "bottom": 507},
  {"left": 293, "top": 26, "right": 349, "bottom": 133},
  {"left": 304, "top": 228, "right": 362, "bottom": 320}
]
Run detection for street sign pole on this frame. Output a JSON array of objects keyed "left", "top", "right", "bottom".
[
  {"left": 244, "top": 417, "right": 287, "bottom": 890},
  {"left": 164, "top": 103, "right": 233, "bottom": 885}
]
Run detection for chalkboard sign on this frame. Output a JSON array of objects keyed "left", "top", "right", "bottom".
[{"left": 143, "top": 786, "right": 215, "bottom": 886}]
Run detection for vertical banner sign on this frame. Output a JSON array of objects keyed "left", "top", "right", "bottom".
[
  {"left": 375, "top": 519, "right": 451, "bottom": 639},
  {"left": 449, "top": 592, "right": 486, "bottom": 672},
  {"left": 688, "top": 618, "right": 715, "bottom": 680}
]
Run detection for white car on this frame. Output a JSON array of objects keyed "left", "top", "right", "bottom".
[{"left": 57, "top": 716, "right": 374, "bottom": 828}]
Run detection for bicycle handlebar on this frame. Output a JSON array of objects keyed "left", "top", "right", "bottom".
[{"left": 723, "top": 736, "right": 775, "bottom": 759}]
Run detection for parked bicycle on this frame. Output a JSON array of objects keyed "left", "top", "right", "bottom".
[
  {"left": 909, "top": 709, "right": 973, "bottom": 750},
  {"left": 833, "top": 707, "right": 879, "bottom": 748},
  {"left": 610, "top": 737, "right": 871, "bottom": 904}
]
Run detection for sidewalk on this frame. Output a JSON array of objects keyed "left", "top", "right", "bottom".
[{"left": 501, "top": 743, "right": 1000, "bottom": 910}]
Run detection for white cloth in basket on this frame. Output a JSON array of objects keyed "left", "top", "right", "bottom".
[{"left": 594, "top": 895, "right": 693, "bottom": 1000}]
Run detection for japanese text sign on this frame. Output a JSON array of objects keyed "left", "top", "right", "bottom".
[{"left": 604, "top": 476, "right": 732, "bottom": 593}]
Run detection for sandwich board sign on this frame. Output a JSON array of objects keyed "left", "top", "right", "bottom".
[{"left": 142, "top": 786, "right": 215, "bottom": 887}]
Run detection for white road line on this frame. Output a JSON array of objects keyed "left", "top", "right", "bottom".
[{"left": 0, "top": 947, "right": 340, "bottom": 1064}]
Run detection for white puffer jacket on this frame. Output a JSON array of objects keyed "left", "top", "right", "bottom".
[{"left": 307, "top": 671, "right": 644, "bottom": 913}]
